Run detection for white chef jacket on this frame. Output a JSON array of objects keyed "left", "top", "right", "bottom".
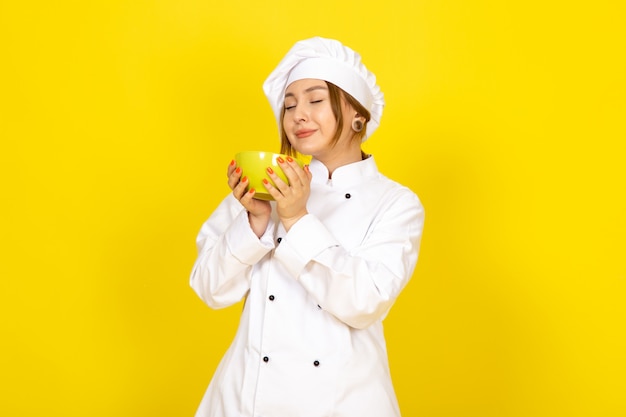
[{"left": 190, "top": 156, "right": 424, "bottom": 417}]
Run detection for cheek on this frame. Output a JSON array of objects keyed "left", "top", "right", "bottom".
[
  {"left": 282, "top": 115, "right": 293, "bottom": 132},
  {"left": 319, "top": 107, "right": 338, "bottom": 131}
]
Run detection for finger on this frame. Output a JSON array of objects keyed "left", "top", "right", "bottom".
[
  {"left": 228, "top": 166, "right": 243, "bottom": 191},
  {"left": 277, "top": 156, "right": 303, "bottom": 187},
  {"left": 226, "top": 159, "right": 236, "bottom": 177},
  {"left": 263, "top": 171, "right": 286, "bottom": 200},
  {"left": 239, "top": 186, "right": 257, "bottom": 206},
  {"left": 266, "top": 166, "right": 289, "bottom": 195},
  {"left": 232, "top": 175, "right": 248, "bottom": 200},
  {"left": 285, "top": 157, "right": 310, "bottom": 186}
]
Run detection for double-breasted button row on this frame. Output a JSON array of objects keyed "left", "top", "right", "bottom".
[
  {"left": 261, "top": 356, "right": 320, "bottom": 367},
  {"left": 269, "top": 295, "right": 320, "bottom": 310}
]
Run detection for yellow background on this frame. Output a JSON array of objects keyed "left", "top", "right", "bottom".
[{"left": 1, "top": 1, "right": 624, "bottom": 416}]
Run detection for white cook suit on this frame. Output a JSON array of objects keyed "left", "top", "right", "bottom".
[{"left": 190, "top": 156, "right": 425, "bottom": 417}]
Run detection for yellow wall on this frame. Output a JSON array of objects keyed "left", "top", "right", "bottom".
[{"left": 1, "top": 1, "right": 624, "bottom": 416}]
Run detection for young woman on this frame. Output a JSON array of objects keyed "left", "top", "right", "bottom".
[{"left": 190, "top": 37, "right": 425, "bottom": 417}]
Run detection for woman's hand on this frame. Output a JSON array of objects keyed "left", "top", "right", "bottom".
[
  {"left": 227, "top": 160, "right": 271, "bottom": 238},
  {"left": 263, "top": 156, "right": 312, "bottom": 231}
]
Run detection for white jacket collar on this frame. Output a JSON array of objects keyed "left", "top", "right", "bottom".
[{"left": 309, "top": 156, "right": 379, "bottom": 188}]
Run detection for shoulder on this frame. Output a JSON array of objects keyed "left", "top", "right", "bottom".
[
  {"left": 365, "top": 156, "right": 422, "bottom": 205},
  {"left": 373, "top": 172, "right": 423, "bottom": 209}
]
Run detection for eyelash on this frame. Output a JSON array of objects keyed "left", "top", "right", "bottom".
[{"left": 284, "top": 100, "right": 323, "bottom": 111}]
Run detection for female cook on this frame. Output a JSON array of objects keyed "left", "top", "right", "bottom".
[{"left": 190, "top": 36, "right": 425, "bottom": 417}]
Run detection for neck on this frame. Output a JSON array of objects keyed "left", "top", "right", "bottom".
[{"left": 317, "top": 146, "right": 364, "bottom": 178}]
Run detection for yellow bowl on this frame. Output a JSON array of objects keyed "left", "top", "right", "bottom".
[{"left": 234, "top": 151, "right": 304, "bottom": 200}]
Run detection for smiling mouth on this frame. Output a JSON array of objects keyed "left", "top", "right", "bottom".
[{"left": 295, "top": 129, "right": 316, "bottom": 138}]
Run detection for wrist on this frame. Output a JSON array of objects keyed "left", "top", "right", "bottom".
[
  {"left": 281, "top": 212, "right": 307, "bottom": 232},
  {"left": 248, "top": 211, "right": 270, "bottom": 238}
]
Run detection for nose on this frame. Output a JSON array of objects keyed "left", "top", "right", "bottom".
[{"left": 292, "top": 105, "right": 307, "bottom": 122}]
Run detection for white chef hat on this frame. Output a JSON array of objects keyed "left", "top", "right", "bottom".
[{"left": 262, "top": 36, "right": 385, "bottom": 141}]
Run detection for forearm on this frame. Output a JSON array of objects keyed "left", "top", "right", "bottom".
[
  {"left": 273, "top": 196, "right": 424, "bottom": 328},
  {"left": 190, "top": 197, "right": 275, "bottom": 308}
]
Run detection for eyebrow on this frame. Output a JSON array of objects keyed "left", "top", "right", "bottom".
[{"left": 284, "top": 85, "right": 328, "bottom": 99}]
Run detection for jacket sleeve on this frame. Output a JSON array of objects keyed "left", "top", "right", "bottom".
[
  {"left": 190, "top": 194, "right": 275, "bottom": 309},
  {"left": 273, "top": 189, "right": 424, "bottom": 329}
]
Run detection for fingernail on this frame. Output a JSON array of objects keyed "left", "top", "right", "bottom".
[
  {"left": 249, "top": 188, "right": 255, "bottom": 194},
  {"left": 262, "top": 178, "right": 269, "bottom": 185},
  {"left": 229, "top": 160, "right": 235, "bottom": 166},
  {"left": 267, "top": 167, "right": 274, "bottom": 174},
  {"left": 277, "top": 157, "right": 284, "bottom": 163},
  {"left": 286, "top": 156, "right": 293, "bottom": 162},
  {"left": 235, "top": 167, "right": 241, "bottom": 174},
  {"left": 241, "top": 176, "right": 247, "bottom": 183}
]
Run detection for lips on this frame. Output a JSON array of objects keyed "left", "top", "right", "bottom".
[{"left": 295, "top": 129, "right": 316, "bottom": 139}]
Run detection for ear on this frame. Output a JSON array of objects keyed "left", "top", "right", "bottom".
[
  {"left": 352, "top": 116, "right": 365, "bottom": 133},
  {"left": 354, "top": 113, "right": 366, "bottom": 123}
]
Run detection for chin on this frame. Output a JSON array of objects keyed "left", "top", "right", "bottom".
[
  {"left": 292, "top": 143, "right": 315, "bottom": 156},
  {"left": 298, "top": 148, "right": 322, "bottom": 159}
]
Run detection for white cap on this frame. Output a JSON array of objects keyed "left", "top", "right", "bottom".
[{"left": 263, "top": 37, "right": 385, "bottom": 141}]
